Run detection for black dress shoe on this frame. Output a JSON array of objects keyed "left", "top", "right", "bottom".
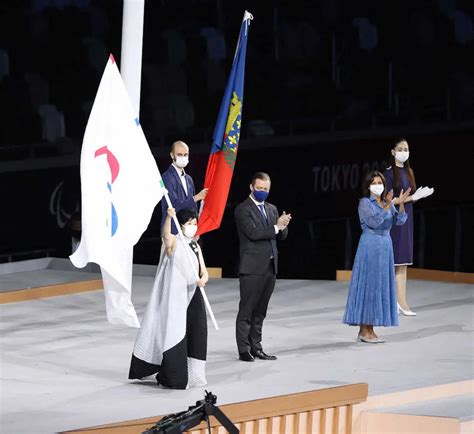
[
  {"left": 239, "top": 351, "right": 255, "bottom": 362},
  {"left": 250, "top": 349, "right": 277, "bottom": 360}
]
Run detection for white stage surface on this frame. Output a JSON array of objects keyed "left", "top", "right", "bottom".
[{"left": 0, "top": 275, "right": 472, "bottom": 433}]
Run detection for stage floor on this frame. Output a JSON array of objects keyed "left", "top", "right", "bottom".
[{"left": 0, "top": 277, "right": 472, "bottom": 433}]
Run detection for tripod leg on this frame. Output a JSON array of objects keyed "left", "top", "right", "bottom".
[{"left": 205, "top": 404, "right": 239, "bottom": 434}]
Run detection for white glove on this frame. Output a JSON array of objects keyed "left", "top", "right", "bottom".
[
  {"left": 411, "top": 186, "right": 424, "bottom": 201},
  {"left": 422, "top": 187, "right": 434, "bottom": 198},
  {"left": 412, "top": 186, "right": 434, "bottom": 201}
]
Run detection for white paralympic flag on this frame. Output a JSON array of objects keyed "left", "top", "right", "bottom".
[{"left": 70, "top": 54, "right": 164, "bottom": 328}]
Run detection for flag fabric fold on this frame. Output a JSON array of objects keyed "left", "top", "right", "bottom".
[
  {"left": 70, "top": 54, "right": 164, "bottom": 328},
  {"left": 196, "top": 11, "right": 252, "bottom": 236}
]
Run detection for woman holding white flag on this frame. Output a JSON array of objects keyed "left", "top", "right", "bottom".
[{"left": 129, "top": 207, "right": 209, "bottom": 389}]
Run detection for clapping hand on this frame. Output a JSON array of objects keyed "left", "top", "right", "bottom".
[
  {"left": 384, "top": 190, "right": 394, "bottom": 210},
  {"left": 277, "top": 211, "right": 292, "bottom": 231},
  {"left": 386, "top": 189, "right": 394, "bottom": 203},
  {"left": 398, "top": 188, "right": 412, "bottom": 204}
]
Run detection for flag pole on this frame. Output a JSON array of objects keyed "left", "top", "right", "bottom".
[
  {"left": 198, "top": 199, "right": 205, "bottom": 217},
  {"left": 120, "top": 0, "right": 145, "bottom": 115},
  {"left": 163, "top": 191, "right": 219, "bottom": 331}
]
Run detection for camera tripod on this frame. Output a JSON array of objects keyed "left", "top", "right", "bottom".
[{"left": 142, "top": 390, "right": 239, "bottom": 434}]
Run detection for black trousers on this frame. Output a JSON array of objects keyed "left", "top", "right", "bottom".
[{"left": 236, "top": 260, "right": 276, "bottom": 354}]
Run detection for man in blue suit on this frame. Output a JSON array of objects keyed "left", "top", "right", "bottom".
[{"left": 161, "top": 141, "right": 208, "bottom": 234}]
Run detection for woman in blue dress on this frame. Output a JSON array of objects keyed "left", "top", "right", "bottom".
[
  {"left": 384, "top": 139, "right": 434, "bottom": 316},
  {"left": 343, "top": 171, "right": 410, "bottom": 343}
]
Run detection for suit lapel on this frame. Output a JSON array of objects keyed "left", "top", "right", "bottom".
[
  {"left": 264, "top": 203, "right": 274, "bottom": 225},
  {"left": 185, "top": 174, "right": 192, "bottom": 195},
  {"left": 248, "top": 198, "right": 269, "bottom": 227},
  {"left": 171, "top": 166, "right": 187, "bottom": 195}
]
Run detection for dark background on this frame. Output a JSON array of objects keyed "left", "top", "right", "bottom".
[{"left": 0, "top": 0, "right": 473, "bottom": 278}]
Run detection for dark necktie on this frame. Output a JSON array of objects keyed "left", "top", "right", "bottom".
[
  {"left": 180, "top": 171, "right": 187, "bottom": 194},
  {"left": 258, "top": 203, "right": 275, "bottom": 259},
  {"left": 257, "top": 204, "right": 268, "bottom": 224}
]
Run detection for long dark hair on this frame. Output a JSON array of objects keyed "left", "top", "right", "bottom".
[
  {"left": 390, "top": 138, "right": 417, "bottom": 191},
  {"left": 362, "top": 171, "right": 387, "bottom": 201}
]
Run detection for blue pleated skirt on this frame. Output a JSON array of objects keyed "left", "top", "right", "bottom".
[{"left": 343, "top": 232, "right": 399, "bottom": 327}]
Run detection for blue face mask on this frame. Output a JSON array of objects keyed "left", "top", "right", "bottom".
[{"left": 252, "top": 190, "right": 269, "bottom": 202}]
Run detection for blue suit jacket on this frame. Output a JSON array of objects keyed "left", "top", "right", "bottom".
[{"left": 161, "top": 165, "right": 197, "bottom": 234}]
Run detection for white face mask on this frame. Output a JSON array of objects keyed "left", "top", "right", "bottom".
[
  {"left": 174, "top": 155, "right": 189, "bottom": 168},
  {"left": 183, "top": 224, "right": 197, "bottom": 238},
  {"left": 369, "top": 184, "right": 384, "bottom": 196},
  {"left": 395, "top": 151, "right": 409, "bottom": 163}
]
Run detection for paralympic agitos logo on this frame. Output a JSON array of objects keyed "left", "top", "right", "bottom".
[{"left": 95, "top": 146, "right": 119, "bottom": 237}]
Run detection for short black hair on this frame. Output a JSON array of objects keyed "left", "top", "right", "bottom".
[
  {"left": 176, "top": 208, "right": 198, "bottom": 225},
  {"left": 362, "top": 170, "right": 387, "bottom": 200},
  {"left": 251, "top": 172, "right": 271, "bottom": 186}
]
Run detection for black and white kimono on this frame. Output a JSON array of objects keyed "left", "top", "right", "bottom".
[{"left": 128, "top": 239, "right": 207, "bottom": 389}]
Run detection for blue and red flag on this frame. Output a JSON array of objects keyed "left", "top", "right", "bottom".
[{"left": 197, "top": 11, "right": 252, "bottom": 236}]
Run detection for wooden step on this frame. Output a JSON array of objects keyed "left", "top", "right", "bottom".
[
  {"left": 0, "top": 267, "right": 222, "bottom": 304},
  {"left": 351, "top": 380, "right": 474, "bottom": 434},
  {"left": 62, "top": 383, "right": 369, "bottom": 434}
]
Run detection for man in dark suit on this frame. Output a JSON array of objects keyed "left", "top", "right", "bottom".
[
  {"left": 161, "top": 141, "right": 208, "bottom": 234},
  {"left": 234, "top": 172, "right": 291, "bottom": 362}
]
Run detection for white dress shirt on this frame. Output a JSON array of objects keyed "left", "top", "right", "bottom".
[
  {"left": 172, "top": 164, "right": 188, "bottom": 195},
  {"left": 249, "top": 194, "right": 279, "bottom": 234}
]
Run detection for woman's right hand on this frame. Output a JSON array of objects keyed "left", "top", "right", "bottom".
[
  {"left": 167, "top": 207, "right": 176, "bottom": 219},
  {"left": 386, "top": 189, "right": 394, "bottom": 203},
  {"left": 384, "top": 189, "right": 394, "bottom": 210}
]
